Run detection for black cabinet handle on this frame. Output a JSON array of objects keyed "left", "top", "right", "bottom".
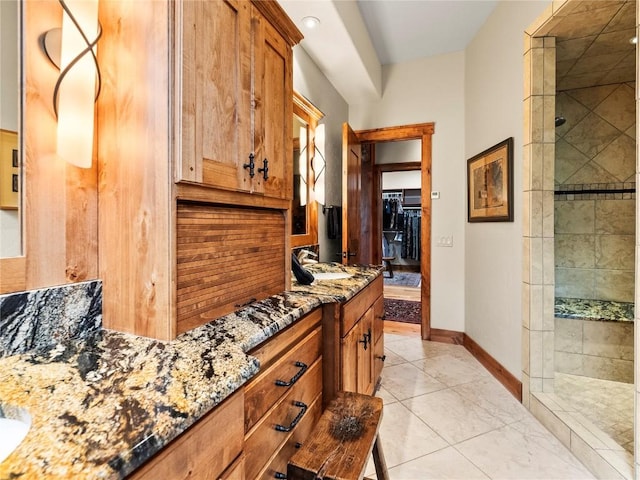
[
  {"left": 377, "top": 354, "right": 387, "bottom": 362},
  {"left": 243, "top": 153, "right": 255, "bottom": 178},
  {"left": 275, "top": 401, "right": 307, "bottom": 432},
  {"left": 274, "top": 473, "right": 286, "bottom": 479},
  {"left": 275, "top": 361, "right": 307, "bottom": 387},
  {"left": 359, "top": 334, "right": 369, "bottom": 350},
  {"left": 258, "top": 158, "right": 269, "bottom": 180}
]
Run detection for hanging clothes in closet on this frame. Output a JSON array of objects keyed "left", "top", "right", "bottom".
[
  {"left": 382, "top": 197, "right": 404, "bottom": 230},
  {"left": 401, "top": 209, "right": 421, "bottom": 261}
]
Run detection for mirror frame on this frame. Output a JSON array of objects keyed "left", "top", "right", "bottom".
[
  {"left": 0, "top": 0, "right": 25, "bottom": 293},
  {"left": 291, "top": 91, "right": 323, "bottom": 249}
]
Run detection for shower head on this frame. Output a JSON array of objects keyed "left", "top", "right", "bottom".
[{"left": 555, "top": 115, "right": 566, "bottom": 127}]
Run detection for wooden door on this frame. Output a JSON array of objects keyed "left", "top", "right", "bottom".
[
  {"left": 253, "top": 9, "right": 292, "bottom": 200},
  {"left": 341, "top": 123, "right": 362, "bottom": 264},
  {"left": 179, "top": 0, "right": 253, "bottom": 192}
]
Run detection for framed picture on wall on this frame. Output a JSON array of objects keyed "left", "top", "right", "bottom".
[{"left": 467, "top": 137, "right": 513, "bottom": 222}]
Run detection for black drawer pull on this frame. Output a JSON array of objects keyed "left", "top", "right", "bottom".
[
  {"left": 243, "top": 153, "right": 255, "bottom": 178},
  {"left": 275, "top": 361, "right": 308, "bottom": 387},
  {"left": 275, "top": 401, "right": 307, "bottom": 432},
  {"left": 258, "top": 158, "right": 269, "bottom": 180},
  {"left": 274, "top": 473, "right": 286, "bottom": 479}
]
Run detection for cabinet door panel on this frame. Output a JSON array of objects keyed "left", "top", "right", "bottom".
[
  {"left": 180, "top": 0, "right": 252, "bottom": 191},
  {"left": 253, "top": 9, "right": 292, "bottom": 200},
  {"left": 340, "top": 325, "right": 359, "bottom": 393},
  {"left": 357, "top": 307, "right": 374, "bottom": 395}
]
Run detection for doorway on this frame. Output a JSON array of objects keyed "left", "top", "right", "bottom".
[{"left": 349, "top": 123, "right": 434, "bottom": 340}]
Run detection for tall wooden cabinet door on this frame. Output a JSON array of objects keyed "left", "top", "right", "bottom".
[
  {"left": 178, "top": 0, "right": 253, "bottom": 192},
  {"left": 357, "top": 307, "right": 375, "bottom": 395},
  {"left": 341, "top": 324, "right": 360, "bottom": 393},
  {"left": 252, "top": 8, "right": 292, "bottom": 200}
]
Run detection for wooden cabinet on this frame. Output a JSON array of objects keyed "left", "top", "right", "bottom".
[
  {"left": 178, "top": 0, "right": 295, "bottom": 200},
  {"left": 323, "top": 275, "right": 384, "bottom": 400},
  {"left": 341, "top": 306, "right": 374, "bottom": 394},
  {"left": 244, "top": 309, "right": 323, "bottom": 479},
  {"left": 129, "top": 310, "right": 323, "bottom": 479},
  {"left": 128, "top": 389, "right": 244, "bottom": 480},
  {"left": 97, "top": 0, "right": 301, "bottom": 340}
]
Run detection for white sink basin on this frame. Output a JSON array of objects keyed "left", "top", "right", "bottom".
[
  {"left": 0, "top": 405, "right": 31, "bottom": 464},
  {"left": 312, "top": 272, "right": 353, "bottom": 281}
]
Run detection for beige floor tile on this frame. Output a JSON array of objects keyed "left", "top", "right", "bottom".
[
  {"left": 412, "top": 353, "right": 491, "bottom": 387},
  {"left": 383, "top": 347, "right": 407, "bottom": 367},
  {"left": 452, "top": 378, "right": 530, "bottom": 425},
  {"left": 380, "top": 363, "right": 447, "bottom": 401},
  {"left": 376, "top": 384, "right": 399, "bottom": 405},
  {"left": 387, "top": 446, "right": 490, "bottom": 479},
  {"left": 376, "top": 335, "right": 595, "bottom": 479},
  {"left": 456, "top": 416, "right": 596, "bottom": 479},
  {"left": 385, "top": 336, "right": 469, "bottom": 363},
  {"left": 403, "top": 389, "right": 505, "bottom": 444},
  {"left": 375, "top": 401, "right": 449, "bottom": 468}
]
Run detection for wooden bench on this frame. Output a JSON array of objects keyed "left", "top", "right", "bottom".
[{"left": 287, "top": 391, "right": 389, "bottom": 480}]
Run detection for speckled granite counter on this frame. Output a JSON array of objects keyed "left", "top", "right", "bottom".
[
  {"left": 555, "top": 297, "right": 634, "bottom": 322},
  {"left": 0, "top": 264, "right": 381, "bottom": 479}
]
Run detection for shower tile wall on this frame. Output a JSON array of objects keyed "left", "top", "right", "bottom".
[{"left": 555, "top": 82, "right": 636, "bottom": 302}]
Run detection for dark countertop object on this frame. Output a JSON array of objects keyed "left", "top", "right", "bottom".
[
  {"left": 0, "top": 264, "right": 381, "bottom": 479},
  {"left": 554, "top": 297, "right": 634, "bottom": 322}
]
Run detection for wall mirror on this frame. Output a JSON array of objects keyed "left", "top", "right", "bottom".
[
  {"left": 0, "top": 0, "right": 22, "bottom": 259},
  {"left": 291, "top": 92, "right": 323, "bottom": 248}
]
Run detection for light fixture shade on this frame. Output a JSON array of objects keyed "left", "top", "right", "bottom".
[
  {"left": 298, "top": 125, "right": 308, "bottom": 206},
  {"left": 312, "top": 124, "right": 326, "bottom": 205},
  {"left": 56, "top": 0, "right": 99, "bottom": 168}
]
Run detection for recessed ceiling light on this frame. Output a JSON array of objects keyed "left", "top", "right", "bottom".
[
  {"left": 302, "top": 16, "right": 320, "bottom": 29},
  {"left": 630, "top": 36, "right": 638, "bottom": 45}
]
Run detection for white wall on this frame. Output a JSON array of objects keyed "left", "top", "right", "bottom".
[
  {"left": 350, "top": 51, "right": 466, "bottom": 332},
  {"left": 292, "top": 46, "right": 349, "bottom": 263},
  {"left": 464, "top": 1, "right": 550, "bottom": 378},
  {"left": 383, "top": 171, "right": 421, "bottom": 190}
]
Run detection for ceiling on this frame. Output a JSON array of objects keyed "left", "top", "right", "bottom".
[
  {"left": 279, "top": 0, "right": 636, "bottom": 104},
  {"left": 541, "top": 0, "right": 636, "bottom": 91}
]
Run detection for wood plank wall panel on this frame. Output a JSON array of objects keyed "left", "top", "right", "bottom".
[{"left": 176, "top": 203, "right": 286, "bottom": 334}]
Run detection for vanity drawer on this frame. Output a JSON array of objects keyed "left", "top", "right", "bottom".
[
  {"left": 258, "top": 393, "right": 323, "bottom": 479},
  {"left": 244, "top": 358, "right": 322, "bottom": 480},
  {"left": 250, "top": 308, "right": 322, "bottom": 368},
  {"left": 245, "top": 325, "right": 322, "bottom": 432}
]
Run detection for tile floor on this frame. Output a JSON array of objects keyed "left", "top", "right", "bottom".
[
  {"left": 554, "top": 372, "right": 634, "bottom": 454},
  {"left": 365, "top": 333, "right": 596, "bottom": 479}
]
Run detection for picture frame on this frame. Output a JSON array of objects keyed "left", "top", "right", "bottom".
[{"left": 467, "top": 137, "right": 513, "bottom": 222}]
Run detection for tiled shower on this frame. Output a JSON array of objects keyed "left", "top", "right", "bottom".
[{"left": 553, "top": 82, "right": 636, "bottom": 452}]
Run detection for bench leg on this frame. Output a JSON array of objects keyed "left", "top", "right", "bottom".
[{"left": 372, "top": 435, "right": 389, "bottom": 480}]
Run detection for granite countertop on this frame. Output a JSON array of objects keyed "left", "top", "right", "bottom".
[{"left": 0, "top": 263, "right": 381, "bottom": 479}]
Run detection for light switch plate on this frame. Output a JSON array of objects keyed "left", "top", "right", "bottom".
[{"left": 431, "top": 191, "right": 440, "bottom": 199}]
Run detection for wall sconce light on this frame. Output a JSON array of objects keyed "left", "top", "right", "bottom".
[
  {"left": 42, "top": 0, "right": 102, "bottom": 168},
  {"left": 312, "top": 124, "right": 326, "bottom": 206}
]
